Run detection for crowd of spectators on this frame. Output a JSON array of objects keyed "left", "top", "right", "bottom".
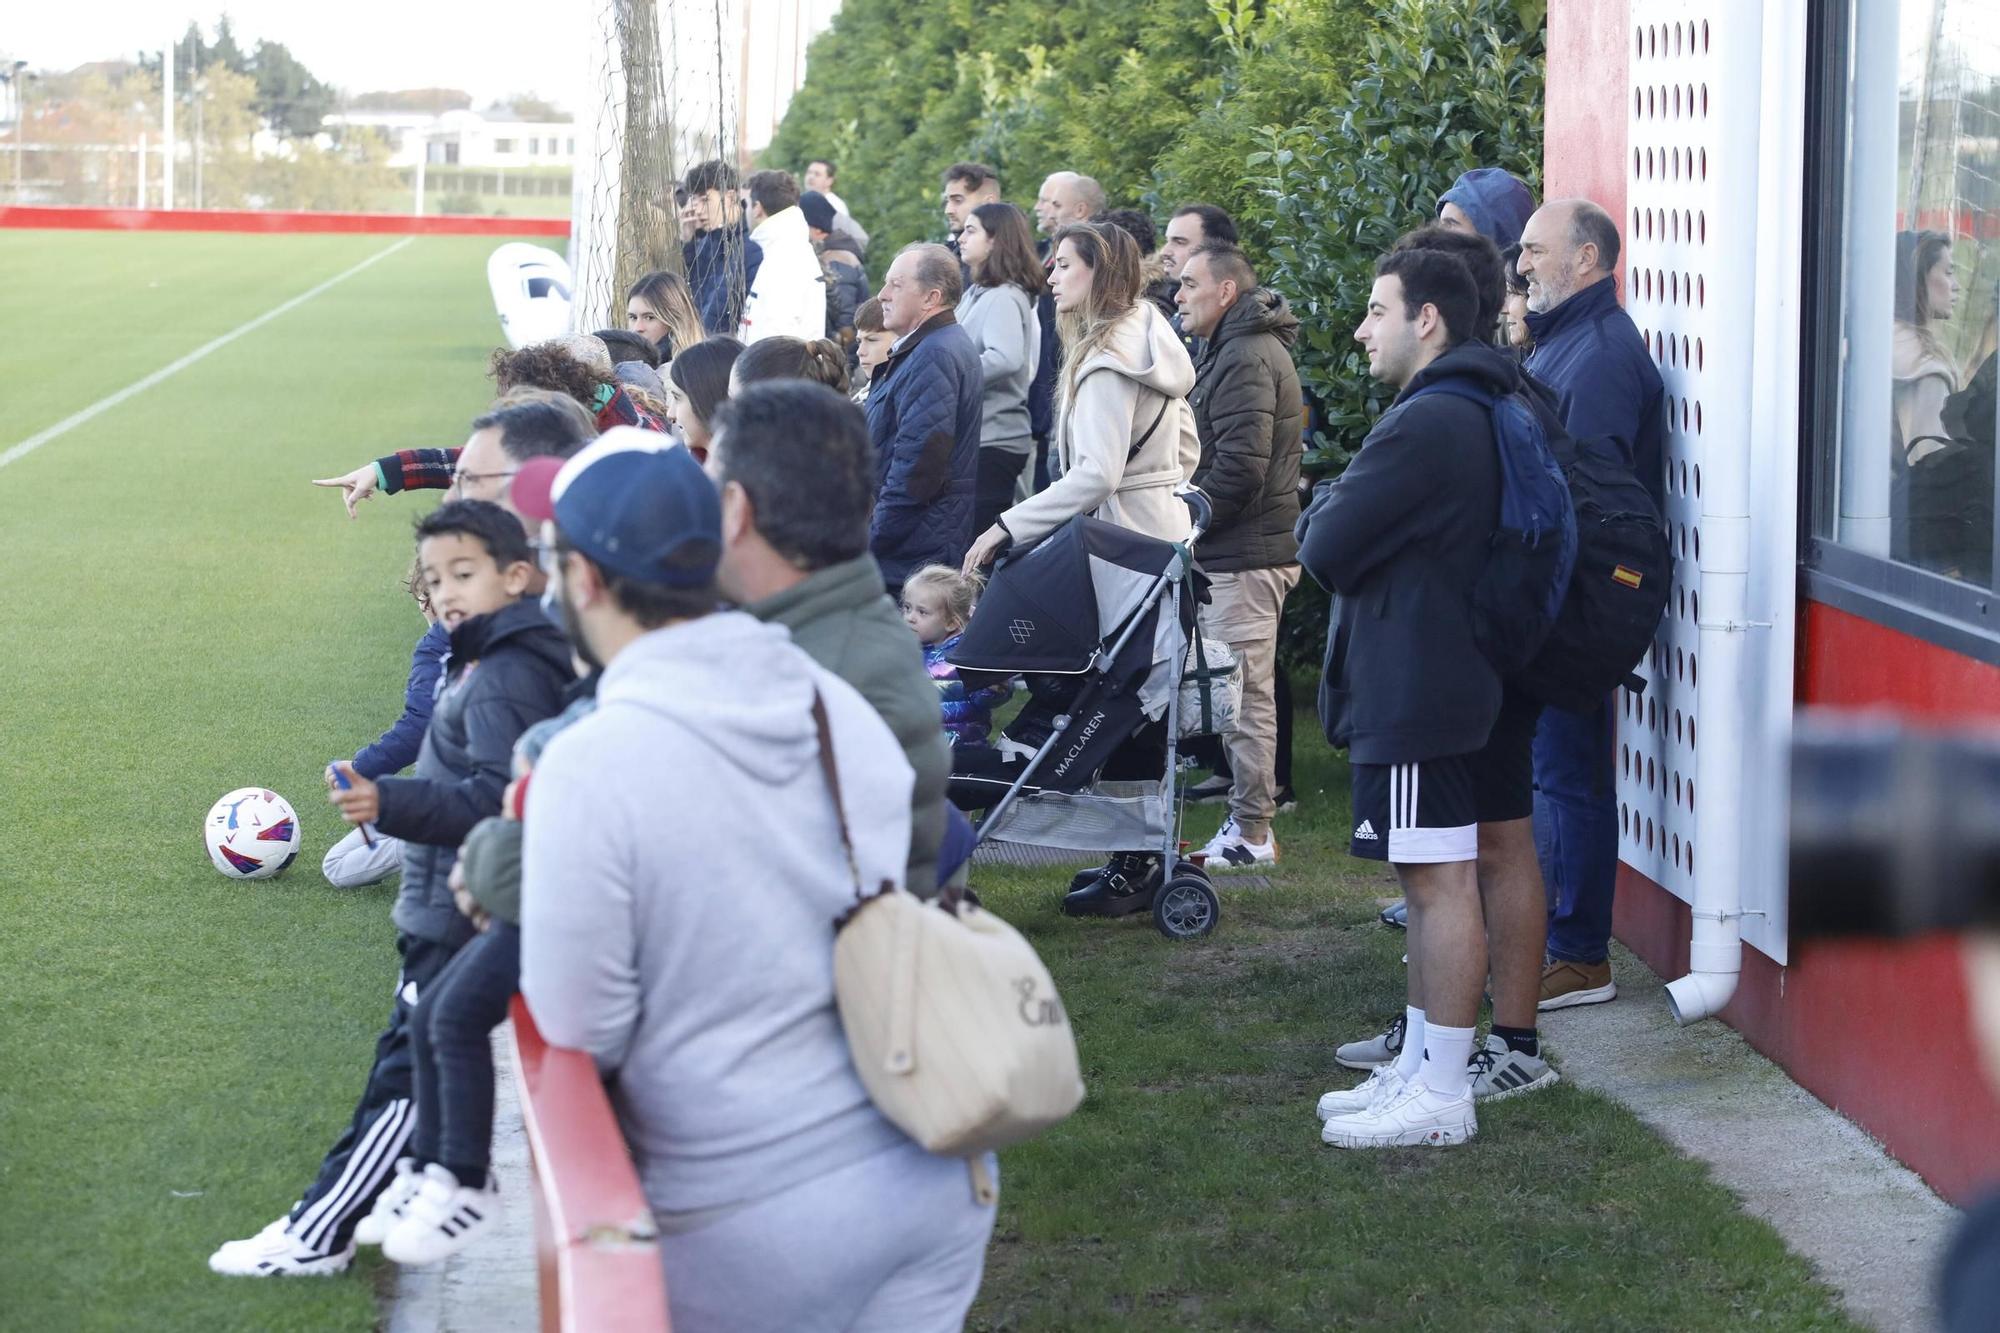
[{"left": 227, "top": 145, "right": 1679, "bottom": 1329}]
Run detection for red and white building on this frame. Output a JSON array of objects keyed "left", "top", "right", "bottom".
[{"left": 1547, "top": 0, "right": 1999, "bottom": 1203}]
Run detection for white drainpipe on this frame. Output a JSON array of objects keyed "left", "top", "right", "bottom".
[{"left": 1663, "top": 0, "right": 1776, "bottom": 1026}]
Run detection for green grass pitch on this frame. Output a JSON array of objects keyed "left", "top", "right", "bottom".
[{"left": 0, "top": 227, "right": 1860, "bottom": 1331}]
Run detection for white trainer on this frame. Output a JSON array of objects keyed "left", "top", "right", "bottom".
[
  {"left": 1316, "top": 1065, "right": 1403, "bottom": 1120},
  {"left": 354, "top": 1158, "right": 424, "bottom": 1246},
  {"left": 1197, "top": 817, "right": 1277, "bottom": 870},
  {"left": 1319, "top": 1079, "right": 1477, "bottom": 1149},
  {"left": 207, "top": 1216, "right": 353, "bottom": 1277},
  {"left": 381, "top": 1164, "right": 501, "bottom": 1266}
]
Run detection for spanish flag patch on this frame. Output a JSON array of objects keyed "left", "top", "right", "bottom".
[{"left": 1612, "top": 565, "right": 1644, "bottom": 589}]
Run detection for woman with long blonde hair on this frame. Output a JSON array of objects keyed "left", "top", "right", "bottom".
[
  {"left": 626, "top": 270, "right": 707, "bottom": 359},
  {"left": 962, "top": 221, "right": 1198, "bottom": 572}
]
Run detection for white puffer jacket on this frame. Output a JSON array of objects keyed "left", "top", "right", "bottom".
[{"left": 739, "top": 206, "right": 829, "bottom": 344}]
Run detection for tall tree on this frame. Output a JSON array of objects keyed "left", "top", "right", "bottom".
[{"left": 250, "top": 39, "right": 334, "bottom": 139}]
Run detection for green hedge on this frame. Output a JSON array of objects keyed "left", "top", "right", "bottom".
[{"left": 766, "top": 0, "right": 1546, "bottom": 666}]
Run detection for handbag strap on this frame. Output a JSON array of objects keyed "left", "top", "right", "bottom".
[
  {"left": 1127, "top": 395, "right": 1172, "bottom": 464},
  {"left": 812, "top": 690, "right": 865, "bottom": 897}
]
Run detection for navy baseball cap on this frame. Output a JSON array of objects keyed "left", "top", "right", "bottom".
[{"left": 511, "top": 428, "right": 721, "bottom": 587}]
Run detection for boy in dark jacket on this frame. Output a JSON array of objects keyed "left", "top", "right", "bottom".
[
  {"left": 208, "top": 500, "right": 572, "bottom": 1277},
  {"left": 1297, "top": 245, "right": 1503, "bottom": 1152}
]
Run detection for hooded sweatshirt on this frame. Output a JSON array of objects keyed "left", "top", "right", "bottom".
[
  {"left": 1001, "top": 300, "right": 1200, "bottom": 547},
  {"left": 1297, "top": 339, "right": 1511, "bottom": 764},
  {"left": 1437, "top": 167, "right": 1537, "bottom": 251},
  {"left": 519, "top": 611, "right": 915, "bottom": 1213}
]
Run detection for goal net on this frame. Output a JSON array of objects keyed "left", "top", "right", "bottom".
[{"left": 569, "top": 0, "right": 745, "bottom": 335}]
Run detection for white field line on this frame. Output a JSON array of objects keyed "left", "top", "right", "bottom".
[{"left": 0, "top": 236, "right": 417, "bottom": 474}]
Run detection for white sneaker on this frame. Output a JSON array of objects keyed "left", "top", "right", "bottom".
[
  {"left": 1197, "top": 817, "right": 1277, "bottom": 869},
  {"left": 1468, "top": 1033, "right": 1560, "bottom": 1102},
  {"left": 353, "top": 1158, "right": 424, "bottom": 1246},
  {"left": 382, "top": 1164, "right": 500, "bottom": 1266},
  {"left": 207, "top": 1216, "right": 353, "bottom": 1277},
  {"left": 1315, "top": 1065, "right": 1403, "bottom": 1120},
  {"left": 1319, "top": 1079, "right": 1477, "bottom": 1149}
]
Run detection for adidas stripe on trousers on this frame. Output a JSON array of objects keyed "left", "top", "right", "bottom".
[{"left": 289, "top": 933, "right": 456, "bottom": 1254}]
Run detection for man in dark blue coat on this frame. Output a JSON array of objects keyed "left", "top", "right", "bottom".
[
  {"left": 865, "top": 243, "right": 982, "bottom": 595},
  {"left": 1516, "top": 198, "right": 1667, "bottom": 1011}
]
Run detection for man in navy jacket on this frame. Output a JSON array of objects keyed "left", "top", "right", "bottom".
[
  {"left": 1516, "top": 199, "right": 1667, "bottom": 1010},
  {"left": 865, "top": 243, "right": 982, "bottom": 594},
  {"left": 682, "top": 159, "right": 765, "bottom": 336}
]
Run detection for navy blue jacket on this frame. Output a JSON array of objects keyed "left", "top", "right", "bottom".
[
  {"left": 683, "top": 221, "right": 765, "bottom": 335},
  {"left": 1297, "top": 339, "right": 1510, "bottom": 765},
  {"left": 1524, "top": 277, "right": 1667, "bottom": 510},
  {"left": 865, "top": 310, "right": 983, "bottom": 587},
  {"left": 353, "top": 620, "right": 449, "bottom": 780}
]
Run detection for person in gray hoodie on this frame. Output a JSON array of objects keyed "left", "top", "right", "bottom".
[
  {"left": 954, "top": 201, "right": 1046, "bottom": 533},
  {"left": 518, "top": 431, "right": 995, "bottom": 1332}
]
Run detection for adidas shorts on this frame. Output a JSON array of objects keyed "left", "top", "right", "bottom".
[{"left": 1349, "top": 756, "right": 1478, "bottom": 864}]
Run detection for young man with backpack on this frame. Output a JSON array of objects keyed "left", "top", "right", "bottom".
[{"left": 1299, "top": 244, "right": 1528, "bottom": 1148}]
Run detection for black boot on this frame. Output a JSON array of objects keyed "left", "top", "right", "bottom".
[{"left": 1061, "top": 852, "right": 1163, "bottom": 918}]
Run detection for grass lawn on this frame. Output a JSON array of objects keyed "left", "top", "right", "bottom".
[
  {"left": 0, "top": 228, "right": 542, "bottom": 1332},
  {"left": 966, "top": 745, "right": 1862, "bottom": 1330},
  {"left": 0, "top": 226, "right": 1857, "bottom": 1332}
]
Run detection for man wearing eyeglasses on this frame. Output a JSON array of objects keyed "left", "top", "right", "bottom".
[{"left": 313, "top": 392, "right": 597, "bottom": 525}]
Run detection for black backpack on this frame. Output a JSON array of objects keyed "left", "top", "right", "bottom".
[{"left": 1513, "top": 384, "right": 1672, "bottom": 713}]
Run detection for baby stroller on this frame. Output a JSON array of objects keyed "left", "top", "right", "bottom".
[{"left": 947, "top": 504, "right": 1228, "bottom": 940}]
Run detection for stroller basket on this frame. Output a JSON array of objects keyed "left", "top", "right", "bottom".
[{"left": 976, "top": 781, "right": 1169, "bottom": 851}]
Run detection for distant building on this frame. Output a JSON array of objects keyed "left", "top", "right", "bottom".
[{"left": 319, "top": 106, "right": 577, "bottom": 169}]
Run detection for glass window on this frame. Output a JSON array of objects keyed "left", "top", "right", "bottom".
[
  {"left": 1817, "top": 0, "right": 1999, "bottom": 620},
  {"left": 493, "top": 138, "right": 516, "bottom": 154}
]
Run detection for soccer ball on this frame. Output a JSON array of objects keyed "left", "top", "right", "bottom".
[{"left": 204, "top": 788, "right": 302, "bottom": 880}]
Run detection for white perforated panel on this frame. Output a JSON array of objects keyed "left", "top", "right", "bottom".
[
  {"left": 1619, "top": 2, "right": 1801, "bottom": 964},
  {"left": 1619, "top": 7, "right": 1713, "bottom": 905}
]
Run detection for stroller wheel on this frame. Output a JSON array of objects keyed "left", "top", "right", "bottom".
[{"left": 1152, "top": 875, "right": 1219, "bottom": 940}]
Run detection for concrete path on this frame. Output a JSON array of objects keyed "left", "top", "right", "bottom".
[
  {"left": 381, "top": 1024, "right": 539, "bottom": 1333},
  {"left": 1541, "top": 947, "right": 1959, "bottom": 1333}
]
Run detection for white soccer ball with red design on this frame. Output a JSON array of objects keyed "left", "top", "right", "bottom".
[{"left": 204, "top": 788, "right": 302, "bottom": 880}]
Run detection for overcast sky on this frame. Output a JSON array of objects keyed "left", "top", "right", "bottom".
[{"left": 5, "top": 1, "right": 591, "bottom": 113}]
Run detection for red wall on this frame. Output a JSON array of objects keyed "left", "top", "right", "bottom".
[
  {"left": 1546, "top": 0, "right": 2000, "bottom": 1204},
  {"left": 1615, "top": 605, "right": 2000, "bottom": 1203},
  {"left": 0, "top": 205, "right": 567, "bottom": 237}
]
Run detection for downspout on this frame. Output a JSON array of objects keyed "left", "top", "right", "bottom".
[{"left": 1665, "top": 2, "right": 1767, "bottom": 1026}]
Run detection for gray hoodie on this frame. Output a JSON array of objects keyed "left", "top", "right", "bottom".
[
  {"left": 954, "top": 281, "right": 1040, "bottom": 455},
  {"left": 519, "top": 611, "right": 915, "bottom": 1212}
]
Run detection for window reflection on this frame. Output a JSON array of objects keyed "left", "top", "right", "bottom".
[{"left": 1883, "top": 0, "right": 1999, "bottom": 587}]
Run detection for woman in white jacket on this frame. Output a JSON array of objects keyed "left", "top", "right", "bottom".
[{"left": 962, "top": 221, "right": 1199, "bottom": 573}]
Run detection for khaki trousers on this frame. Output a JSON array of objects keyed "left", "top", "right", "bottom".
[{"left": 1203, "top": 564, "right": 1300, "bottom": 842}]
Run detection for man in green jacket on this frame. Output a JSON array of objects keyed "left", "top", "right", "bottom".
[{"left": 707, "top": 381, "right": 952, "bottom": 897}]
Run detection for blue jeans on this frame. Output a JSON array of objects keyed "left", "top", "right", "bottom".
[{"left": 1533, "top": 698, "right": 1619, "bottom": 964}]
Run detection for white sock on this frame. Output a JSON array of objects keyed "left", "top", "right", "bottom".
[
  {"left": 1393, "top": 1007, "right": 1426, "bottom": 1081},
  {"left": 1421, "top": 1023, "right": 1477, "bottom": 1098}
]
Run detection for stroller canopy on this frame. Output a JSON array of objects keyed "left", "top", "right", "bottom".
[{"left": 951, "top": 516, "right": 1183, "bottom": 675}]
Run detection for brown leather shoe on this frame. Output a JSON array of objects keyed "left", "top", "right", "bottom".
[{"left": 1538, "top": 959, "right": 1617, "bottom": 1011}]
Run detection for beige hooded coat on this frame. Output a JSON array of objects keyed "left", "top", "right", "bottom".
[{"left": 1001, "top": 301, "right": 1199, "bottom": 546}]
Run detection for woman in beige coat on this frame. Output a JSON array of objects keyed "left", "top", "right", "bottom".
[{"left": 962, "top": 222, "right": 1200, "bottom": 572}]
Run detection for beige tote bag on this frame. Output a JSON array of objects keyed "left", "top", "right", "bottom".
[{"left": 813, "top": 696, "right": 1085, "bottom": 1167}]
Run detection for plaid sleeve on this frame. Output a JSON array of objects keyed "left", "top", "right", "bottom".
[{"left": 373, "top": 447, "right": 461, "bottom": 494}]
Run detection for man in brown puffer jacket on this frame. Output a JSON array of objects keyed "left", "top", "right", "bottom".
[{"left": 1176, "top": 242, "right": 1305, "bottom": 868}]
